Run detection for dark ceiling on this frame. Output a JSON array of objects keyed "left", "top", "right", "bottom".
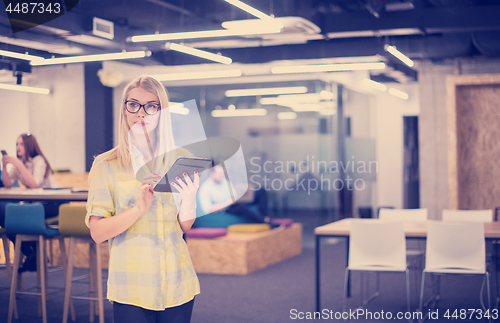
[{"left": 1, "top": 0, "right": 500, "bottom": 78}]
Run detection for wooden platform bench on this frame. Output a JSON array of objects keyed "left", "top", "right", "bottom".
[{"left": 186, "top": 223, "right": 302, "bottom": 275}]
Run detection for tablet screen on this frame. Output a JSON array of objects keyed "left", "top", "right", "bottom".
[{"left": 154, "top": 157, "right": 212, "bottom": 192}]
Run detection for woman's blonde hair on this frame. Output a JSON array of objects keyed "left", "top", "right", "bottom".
[{"left": 97, "top": 75, "right": 177, "bottom": 170}]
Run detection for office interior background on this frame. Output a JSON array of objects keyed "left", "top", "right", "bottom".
[
  {"left": 4, "top": 0, "right": 498, "bottom": 219},
  {"left": 1, "top": 1, "right": 500, "bottom": 321}
]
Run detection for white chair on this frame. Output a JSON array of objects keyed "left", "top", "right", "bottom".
[
  {"left": 378, "top": 208, "right": 427, "bottom": 261},
  {"left": 442, "top": 209, "right": 493, "bottom": 222},
  {"left": 343, "top": 220, "right": 410, "bottom": 313},
  {"left": 379, "top": 208, "right": 427, "bottom": 287},
  {"left": 419, "top": 221, "right": 490, "bottom": 318}
]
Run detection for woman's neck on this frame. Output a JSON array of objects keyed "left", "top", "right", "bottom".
[{"left": 133, "top": 131, "right": 157, "bottom": 161}]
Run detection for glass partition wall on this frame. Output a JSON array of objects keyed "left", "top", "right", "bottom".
[{"left": 166, "top": 80, "right": 375, "bottom": 220}]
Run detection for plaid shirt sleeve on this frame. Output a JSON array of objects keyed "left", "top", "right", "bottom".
[{"left": 85, "top": 160, "right": 114, "bottom": 227}]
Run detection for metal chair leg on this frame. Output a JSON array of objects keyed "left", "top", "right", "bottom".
[
  {"left": 419, "top": 271, "right": 426, "bottom": 314},
  {"left": 406, "top": 269, "right": 411, "bottom": 313},
  {"left": 343, "top": 268, "right": 349, "bottom": 315}
]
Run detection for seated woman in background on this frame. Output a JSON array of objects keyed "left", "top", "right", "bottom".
[
  {"left": 1, "top": 133, "right": 60, "bottom": 272},
  {"left": 198, "top": 165, "right": 277, "bottom": 227}
]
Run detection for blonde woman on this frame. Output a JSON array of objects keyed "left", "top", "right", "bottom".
[{"left": 86, "top": 76, "right": 200, "bottom": 323}]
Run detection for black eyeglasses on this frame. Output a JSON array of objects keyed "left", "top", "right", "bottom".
[{"left": 125, "top": 100, "right": 161, "bottom": 115}]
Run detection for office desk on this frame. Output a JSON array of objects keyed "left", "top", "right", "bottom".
[
  {"left": 314, "top": 218, "right": 500, "bottom": 312},
  {"left": 0, "top": 187, "right": 88, "bottom": 203}
]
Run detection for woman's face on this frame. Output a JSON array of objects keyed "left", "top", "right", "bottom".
[
  {"left": 125, "top": 87, "right": 161, "bottom": 136},
  {"left": 16, "top": 136, "right": 25, "bottom": 159}
]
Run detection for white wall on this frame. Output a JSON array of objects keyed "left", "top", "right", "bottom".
[
  {"left": 0, "top": 90, "right": 30, "bottom": 160},
  {"left": 0, "top": 63, "right": 85, "bottom": 174},
  {"left": 28, "top": 64, "right": 85, "bottom": 173},
  {"left": 373, "top": 84, "right": 420, "bottom": 210}
]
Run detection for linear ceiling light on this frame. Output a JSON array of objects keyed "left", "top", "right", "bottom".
[
  {"left": 362, "top": 78, "right": 387, "bottom": 91},
  {"left": 211, "top": 108, "right": 267, "bottom": 117},
  {"left": 277, "top": 112, "right": 297, "bottom": 120},
  {"left": 152, "top": 69, "right": 242, "bottom": 82},
  {"left": 0, "top": 83, "right": 50, "bottom": 94},
  {"left": 221, "top": 19, "right": 284, "bottom": 30},
  {"left": 168, "top": 103, "right": 190, "bottom": 115},
  {"left": 130, "top": 26, "right": 281, "bottom": 42},
  {"left": 30, "top": 51, "right": 149, "bottom": 66},
  {"left": 388, "top": 88, "right": 409, "bottom": 100},
  {"left": 260, "top": 93, "right": 325, "bottom": 106},
  {"left": 166, "top": 43, "right": 232, "bottom": 64},
  {"left": 384, "top": 45, "right": 414, "bottom": 67},
  {"left": 289, "top": 104, "right": 321, "bottom": 112},
  {"left": 223, "top": 0, "right": 272, "bottom": 19},
  {"left": 0, "top": 50, "right": 44, "bottom": 61},
  {"left": 225, "top": 86, "right": 308, "bottom": 97},
  {"left": 271, "top": 62, "right": 386, "bottom": 74},
  {"left": 0, "top": 36, "right": 83, "bottom": 55}
]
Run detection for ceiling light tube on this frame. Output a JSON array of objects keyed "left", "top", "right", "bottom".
[
  {"left": 0, "top": 83, "right": 50, "bottom": 94},
  {"left": 277, "top": 112, "right": 297, "bottom": 120},
  {"left": 211, "top": 108, "right": 267, "bottom": 117},
  {"left": 362, "top": 78, "right": 387, "bottom": 91},
  {"left": 388, "top": 88, "right": 409, "bottom": 100},
  {"left": 384, "top": 45, "right": 414, "bottom": 67},
  {"left": 30, "top": 51, "right": 149, "bottom": 66},
  {"left": 289, "top": 104, "right": 321, "bottom": 112},
  {"left": 166, "top": 43, "right": 232, "bottom": 65},
  {"left": 271, "top": 62, "right": 386, "bottom": 74},
  {"left": 130, "top": 27, "right": 281, "bottom": 42},
  {"left": 152, "top": 69, "right": 242, "bottom": 81},
  {"left": 221, "top": 19, "right": 284, "bottom": 30},
  {"left": 168, "top": 103, "right": 190, "bottom": 115},
  {"left": 0, "top": 49, "right": 44, "bottom": 61},
  {"left": 223, "top": 0, "right": 272, "bottom": 20},
  {"left": 225, "top": 86, "right": 308, "bottom": 97}
]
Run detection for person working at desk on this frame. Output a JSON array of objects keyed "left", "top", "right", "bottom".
[
  {"left": 86, "top": 75, "right": 199, "bottom": 323},
  {"left": 1, "top": 133, "right": 60, "bottom": 272},
  {"left": 198, "top": 165, "right": 276, "bottom": 226}
]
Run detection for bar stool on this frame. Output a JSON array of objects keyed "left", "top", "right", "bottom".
[
  {"left": 59, "top": 204, "right": 104, "bottom": 323},
  {"left": 5, "top": 203, "right": 68, "bottom": 323}
]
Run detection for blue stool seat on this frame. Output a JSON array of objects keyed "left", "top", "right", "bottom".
[
  {"left": 5, "top": 203, "right": 60, "bottom": 236},
  {"left": 192, "top": 211, "right": 254, "bottom": 228}
]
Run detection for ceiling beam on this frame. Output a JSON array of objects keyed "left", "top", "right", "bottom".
[{"left": 316, "top": 5, "right": 500, "bottom": 36}]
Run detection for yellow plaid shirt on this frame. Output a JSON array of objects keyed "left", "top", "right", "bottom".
[{"left": 85, "top": 155, "right": 200, "bottom": 310}]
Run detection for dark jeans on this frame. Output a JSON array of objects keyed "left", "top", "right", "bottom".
[
  {"left": 226, "top": 188, "right": 268, "bottom": 223},
  {"left": 113, "top": 299, "right": 195, "bottom": 323}
]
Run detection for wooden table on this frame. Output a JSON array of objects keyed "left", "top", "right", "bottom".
[
  {"left": 314, "top": 218, "right": 500, "bottom": 312},
  {"left": 0, "top": 187, "right": 88, "bottom": 203}
]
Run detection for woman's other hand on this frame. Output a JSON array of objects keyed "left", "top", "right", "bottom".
[
  {"left": 172, "top": 170, "right": 200, "bottom": 223},
  {"left": 135, "top": 183, "right": 154, "bottom": 214}
]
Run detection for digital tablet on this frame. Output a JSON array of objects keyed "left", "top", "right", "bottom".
[{"left": 154, "top": 156, "right": 213, "bottom": 193}]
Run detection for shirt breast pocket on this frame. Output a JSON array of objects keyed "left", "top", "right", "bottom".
[{"left": 115, "top": 180, "right": 140, "bottom": 213}]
